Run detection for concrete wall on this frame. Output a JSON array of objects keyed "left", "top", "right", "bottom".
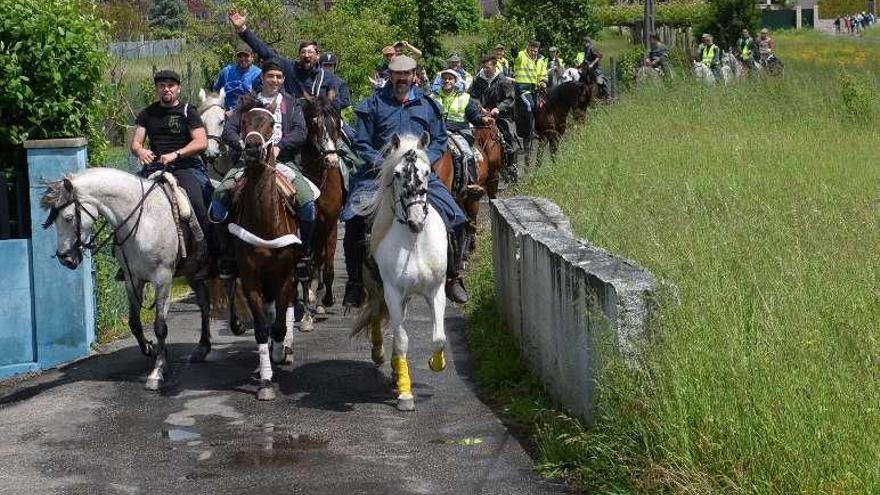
[{"left": 490, "top": 197, "right": 658, "bottom": 419}]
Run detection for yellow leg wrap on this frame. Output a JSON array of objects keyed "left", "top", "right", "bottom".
[
  {"left": 429, "top": 350, "right": 446, "bottom": 372},
  {"left": 391, "top": 355, "right": 412, "bottom": 396}
]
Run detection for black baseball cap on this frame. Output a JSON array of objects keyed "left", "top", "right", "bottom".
[
  {"left": 319, "top": 52, "right": 338, "bottom": 65},
  {"left": 153, "top": 69, "right": 181, "bottom": 84}
]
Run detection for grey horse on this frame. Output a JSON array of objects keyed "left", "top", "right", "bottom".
[{"left": 41, "top": 167, "right": 217, "bottom": 390}]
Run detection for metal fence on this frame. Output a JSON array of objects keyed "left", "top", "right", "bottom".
[{"left": 109, "top": 39, "right": 185, "bottom": 60}]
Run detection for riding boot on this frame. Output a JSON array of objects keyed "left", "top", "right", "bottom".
[
  {"left": 215, "top": 222, "right": 237, "bottom": 280},
  {"left": 445, "top": 224, "right": 471, "bottom": 304},
  {"left": 464, "top": 155, "right": 485, "bottom": 200},
  {"left": 296, "top": 219, "right": 315, "bottom": 281},
  {"left": 343, "top": 217, "right": 367, "bottom": 308}
]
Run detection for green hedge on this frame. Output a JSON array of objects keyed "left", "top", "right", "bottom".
[{"left": 596, "top": 0, "right": 710, "bottom": 28}]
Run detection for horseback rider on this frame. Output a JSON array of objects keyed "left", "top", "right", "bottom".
[
  {"left": 432, "top": 69, "right": 491, "bottom": 199},
  {"left": 513, "top": 40, "right": 547, "bottom": 156},
  {"left": 213, "top": 43, "right": 262, "bottom": 111},
  {"left": 546, "top": 47, "right": 565, "bottom": 88},
  {"left": 493, "top": 44, "right": 512, "bottom": 78},
  {"left": 342, "top": 55, "right": 471, "bottom": 306},
  {"left": 645, "top": 34, "right": 671, "bottom": 76},
  {"left": 736, "top": 28, "right": 758, "bottom": 70},
  {"left": 371, "top": 46, "right": 397, "bottom": 91},
  {"left": 469, "top": 54, "right": 517, "bottom": 168},
  {"left": 130, "top": 69, "right": 212, "bottom": 276},
  {"left": 756, "top": 28, "right": 775, "bottom": 65},
  {"left": 431, "top": 54, "right": 473, "bottom": 93},
  {"left": 575, "top": 37, "right": 609, "bottom": 97},
  {"left": 208, "top": 59, "right": 317, "bottom": 279},
  {"left": 697, "top": 33, "right": 723, "bottom": 81},
  {"left": 229, "top": 8, "right": 351, "bottom": 112}
]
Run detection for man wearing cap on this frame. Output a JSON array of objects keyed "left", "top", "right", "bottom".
[
  {"left": 317, "top": 51, "right": 352, "bottom": 106},
  {"left": 393, "top": 40, "right": 422, "bottom": 59},
  {"left": 736, "top": 28, "right": 757, "bottom": 71},
  {"left": 431, "top": 54, "right": 473, "bottom": 93},
  {"left": 546, "top": 46, "right": 566, "bottom": 88},
  {"left": 371, "top": 46, "right": 397, "bottom": 91},
  {"left": 513, "top": 41, "right": 547, "bottom": 154},
  {"left": 696, "top": 34, "right": 722, "bottom": 81},
  {"left": 209, "top": 59, "right": 315, "bottom": 279},
  {"left": 342, "top": 55, "right": 471, "bottom": 306},
  {"left": 228, "top": 8, "right": 350, "bottom": 112},
  {"left": 131, "top": 70, "right": 212, "bottom": 274},
  {"left": 432, "top": 69, "right": 491, "bottom": 199},
  {"left": 756, "top": 28, "right": 775, "bottom": 65},
  {"left": 575, "top": 37, "right": 609, "bottom": 97},
  {"left": 493, "top": 44, "right": 512, "bottom": 78},
  {"left": 470, "top": 54, "right": 517, "bottom": 167},
  {"left": 213, "top": 43, "right": 262, "bottom": 111}
]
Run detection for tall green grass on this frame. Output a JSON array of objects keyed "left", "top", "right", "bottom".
[{"left": 497, "top": 31, "right": 880, "bottom": 493}]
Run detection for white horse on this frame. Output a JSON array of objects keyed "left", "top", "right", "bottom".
[
  {"left": 198, "top": 88, "right": 234, "bottom": 180},
  {"left": 693, "top": 61, "right": 717, "bottom": 85},
  {"left": 560, "top": 67, "right": 581, "bottom": 83},
  {"left": 41, "top": 168, "right": 217, "bottom": 390},
  {"left": 721, "top": 50, "right": 745, "bottom": 82},
  {"left": 352, "top": 133, "right": 448, "bottom": 412}
]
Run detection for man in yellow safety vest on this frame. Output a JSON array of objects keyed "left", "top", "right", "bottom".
[
  {"left": 697, "top": 33, "right": 722, "bottom": 80},
  {"left": 513, "top": 40, "right": 547, "bottom": 153},
  {"left": 494, "top": 44, "right": 512, "bottom": 78},
  {"left": 432, "top": 69, "right": 492, "bottom": 198}
]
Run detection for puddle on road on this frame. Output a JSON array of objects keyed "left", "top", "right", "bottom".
[
  {"left": 230, "top": 425, "right": 329, "bottom": 467},
  {"left": 163, "top": 427, "right": 201, "bottom": 442}
]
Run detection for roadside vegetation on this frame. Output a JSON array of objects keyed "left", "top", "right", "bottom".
[{"left": 467, "top": 29, "right": 880, "bottom": 494}]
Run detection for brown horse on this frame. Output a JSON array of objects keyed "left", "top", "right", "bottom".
[
  {"left": 472, "top": 122, "right": 505, "bottom": 199},
  {"left": 300, "top": 93, "right": 344, "bottom": 313},
  {"left": 231, "top": 96, "right": 303, "bottom": 401},
  {"left": 535, "top": 79, "right": 595, "bottom": 163},
  {"left": 434, "top": 136, "right": 488, "bottom": 259}
]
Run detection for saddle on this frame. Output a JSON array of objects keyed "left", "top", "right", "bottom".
[
  {"left": 231, "top": 169, "right": 299, "bottom": 217},
  {"left": 147, "top": 171, "right": 206, "bottom": 273}
]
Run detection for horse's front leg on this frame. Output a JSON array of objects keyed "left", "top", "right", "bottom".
[
  {"left": 226, "top": 278, "right": 245, "bottom": 336},
  {"left": 271, "top": 277, "right": 295, "bottom": 365},
  {"left": 189, "top": 279, "right": 212, "bottom": 363},
  {"left": 125, "top": 278, "right": 153, "bottom": 358},
  {"left": 145, "top": 278, "right": 172, "bottom": 391},
  {"left": 427, "top": 285, "right": 447, "bottom": 373},
  {"left": 243, "top": 285, "right": 274, "bottom": 401},
  {"left": 321, "top": 221, "right": 338, "bottom": 309},
  {"left": 298, "top": 272, "right": 314, "bottom": 333},
  {"left": 385, "top": 288, "right": 413, "bottom": 411}
]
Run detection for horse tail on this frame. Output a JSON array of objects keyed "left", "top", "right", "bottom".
[
  {"left": 207, "top": 278, "right": 250, "bottom": 320},
  {"left": 351, "top": 269, "right": 388, "bottom": 338}
]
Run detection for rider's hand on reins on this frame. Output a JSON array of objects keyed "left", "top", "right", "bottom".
[{"left": 137, "top": 149, "right": 156, "bottom": 166}]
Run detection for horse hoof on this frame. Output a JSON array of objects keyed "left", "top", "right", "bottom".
[
  {"left": 397, "top": 395, "right": 415, "bottom": 412},
  {"left": 256, "top": 383, "right": 276, "bottom": 401},
  {"left": 270, "top": 343, "right": 285, "bottom": 365},
  {"left": 299, "top": 315, "right": 314, "bottom": 333},
  {"left": 316, "top": 305, "right": 326, "bottom": 315},
  {"left": 322, "top": 293, "right": 335, "bottom": 308},
  {"left": 144, "top": 377, "right": 162, "bottom": 391},
  {"left": 284, "top": 347, "right": 294, "bottom": 365},
  {"left": 189, "top": 347, "right": 209, "bottom": 363},
  {"left": 371, "top": 346, "right": 386, "bottom": 366},
  {"left": 230, "top": 320, "right": 246, "bottom": 336}
]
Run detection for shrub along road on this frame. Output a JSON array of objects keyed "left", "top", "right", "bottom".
[{"left": 0, "top": 228, "right": 573, "bottom": 495}]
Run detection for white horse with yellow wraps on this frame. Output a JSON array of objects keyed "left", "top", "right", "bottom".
[{"left": 352, "top": 133, "right": 448, "bottom": 412}]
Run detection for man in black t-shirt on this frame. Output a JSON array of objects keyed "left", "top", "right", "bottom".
[{"left": 131, "top": 69, "right": 211, "bottom": 239}]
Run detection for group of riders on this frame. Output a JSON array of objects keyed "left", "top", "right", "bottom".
[
  {"left": 131, "top": 8, "right": 612, "bottom": 311},
  {"left": 692, "top": 28, "right": 782, "bottom": 82}
]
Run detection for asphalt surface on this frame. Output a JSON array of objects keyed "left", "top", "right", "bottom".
[{"left": 0, "top": 227, "right": 574, "bottom": 495}]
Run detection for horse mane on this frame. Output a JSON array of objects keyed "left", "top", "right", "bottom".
[
  {"left": 40, "top": 176, "right": 74, "bottom": 210},
  {"left": 357, "top": 135, "right": 428, "bottom": 254},
  {"left": 237, "top": 94, "right": 260, "bottom": 114}
]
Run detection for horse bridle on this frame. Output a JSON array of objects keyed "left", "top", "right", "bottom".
[
  {"left": 200, "top": 103, "right": 226, "bottom": 145},
  {"left": 242, "top": 107, "right": 276, "bottom": 166},
  {"left": 392, "top": 150, "right": 429, "bottom": 226}
]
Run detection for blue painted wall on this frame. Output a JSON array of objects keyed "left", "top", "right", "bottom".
[{"left": 0, "top": 140, "right": 96, "bottom": 381}]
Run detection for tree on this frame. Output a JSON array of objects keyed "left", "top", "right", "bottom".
[
  {"left": 148, "top": 0, "right": 187, "bottom": 34},
  {"left": 506, "top": 0, "right": 600, "bottom": 58},
  {"left": 416, "top": 0, "right": 444, "bottom": 73},
  {"left": 96, "top": 0, "right": 150, "bottom": 41},
  {"left": 697, "top": 0, "right": 759, "bottom": 49}
]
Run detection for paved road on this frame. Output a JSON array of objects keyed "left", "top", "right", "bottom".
[{"left": 0, "top": 228, "right": 574, "bottom": 495}]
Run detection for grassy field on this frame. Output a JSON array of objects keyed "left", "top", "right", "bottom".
[{"left": 467, "top": 29, "right": 880, "bottom": 494}]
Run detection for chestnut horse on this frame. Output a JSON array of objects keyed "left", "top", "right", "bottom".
[
  {"left": 434, "top": 135, "right": 489, "bottom": 259},
  {"left": 300, "top": 93, "right": 344, "bottom": 313},
  {"left": 231, "top": 97, "right": 304, "bottom": 401}
]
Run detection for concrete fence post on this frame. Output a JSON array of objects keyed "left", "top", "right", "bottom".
[{"left": 24, "top": 138, "right": 96, "bottom": 368}]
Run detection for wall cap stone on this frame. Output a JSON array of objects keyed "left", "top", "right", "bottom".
[{"left": 23, "top": 138, "right": 88, "bottom": 149}]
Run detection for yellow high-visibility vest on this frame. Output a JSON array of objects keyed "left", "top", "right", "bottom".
[
  {"left": 513, "top": 51, "right": 547, "bottom": 85},
  {"left": 701, "top": 44, "right": 717, "bottom": 66},
  {"left": 432, "top": 91, "right": 470, "bottom": 124}
]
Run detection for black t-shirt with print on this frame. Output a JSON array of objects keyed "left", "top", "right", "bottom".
[{"left": 135, "top": 101, "right": 204, "bottom": 169}]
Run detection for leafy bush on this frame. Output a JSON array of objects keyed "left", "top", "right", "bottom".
[
  {"left": 838, "top": 71, "right": 874, "bottom": 121},
  {"left": 596, "top": 1, "right": 710, "bottom": 28},
  {"left": 432, "top": 0, "right": 482, "bottom": 34},
  {"left": 455, "top": 16, "right": 536, "bottom": 71},
  {"left": 0, "top": 0, "right": 110, "bottom": 163},
  {"left": 507, "top": 0, "right": 602, "bottom": 57},
  {"left": 615, "top": 46, "right": 647, "bottom": 87},
  {"left": 697, "top": 0, "right": 759, "bottom": 49},
  {"left": 96, "top": 0, "right": 150, "bottom": 41},
  {"left": 148, "top": 0, "right": 187, "bottom": 35}
]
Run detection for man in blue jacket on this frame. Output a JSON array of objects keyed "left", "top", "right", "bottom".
[
  {"left": 212, "top": 43, "right": 262, "bottom": 110},
  {"left": 342, "top": 55, "right": 471, "bottom": 307},
  {"left": 228, "top": 8, "right": 351, "bottom": 112}
]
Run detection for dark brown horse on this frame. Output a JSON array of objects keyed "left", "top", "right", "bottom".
[
  {"left": 535, "top": 79, "right": 595, "bottom": 163},
  {"left": 435, "top": 138, "right": 488, "bottom": 259},
  {"left": 473, "top": 122, "right": 505, "bottom": 199},
  {"left": 300, "top": 93, "right": 344, "bottom": 313},
  {"left": 232, "top": 96, "right": 303, "bottom": 401}
]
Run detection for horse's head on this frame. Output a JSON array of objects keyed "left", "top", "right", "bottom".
[
  {"left": 40, "top": 176, "right": 97, "bottom": 270},
  {"left": 384, "top": 132, "right": 431, "bottom": 233},
  {"left": 302, "top": 91, "right": 341, "bottom": 169},
  {"left": 237, "top": 95, "right": 276, "bottom": 169},
  {"left": 198, "top": 88, "right": 226, "bottom": 160}
]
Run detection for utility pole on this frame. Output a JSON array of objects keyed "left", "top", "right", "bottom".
[{"left": 644, "top": 0, "right": 655, "bottom": 48}]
